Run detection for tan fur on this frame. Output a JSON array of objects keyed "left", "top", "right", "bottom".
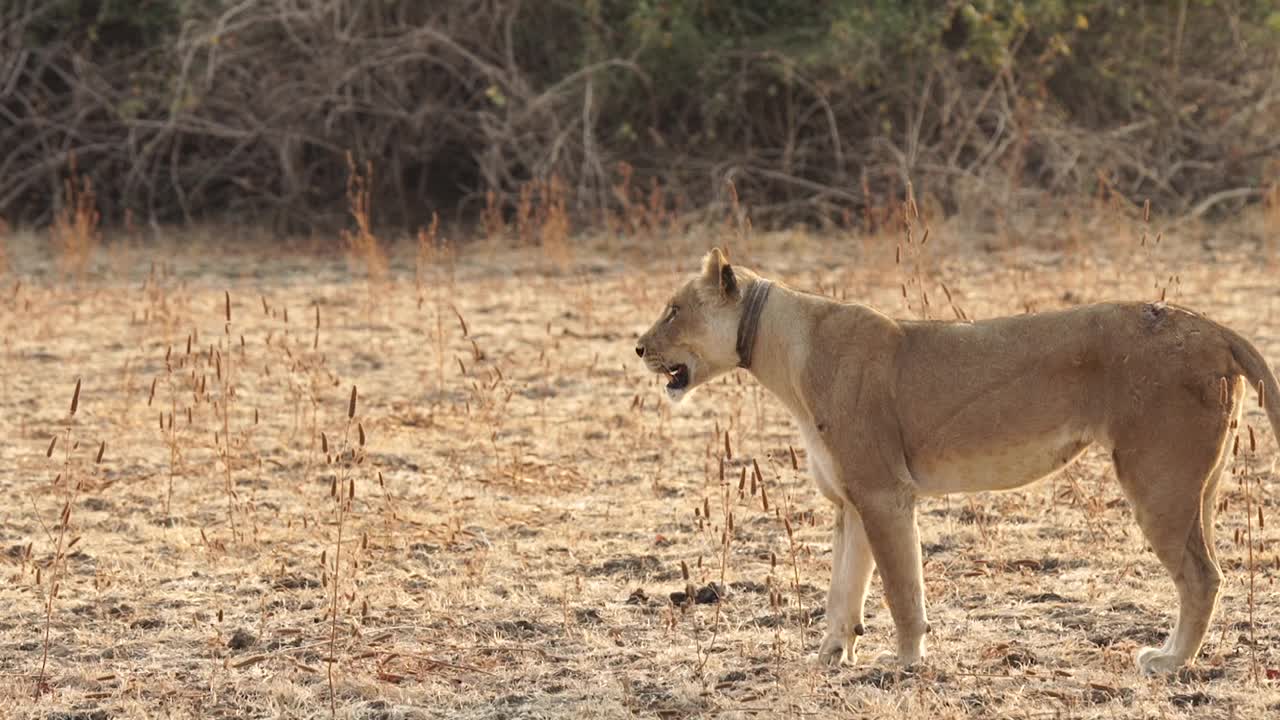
[{"left": 636, "top": 249, "right": 1280, "bottom": 674}]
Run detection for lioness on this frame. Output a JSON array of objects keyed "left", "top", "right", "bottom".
[{"left": 636, "top": 248, "right": 1280, "bottom": 674}]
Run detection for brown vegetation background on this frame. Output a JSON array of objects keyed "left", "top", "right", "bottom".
[{"left": 3, "top": 1, "right": 1280, "bottom": 233}]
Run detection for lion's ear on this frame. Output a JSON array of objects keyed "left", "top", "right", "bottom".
[{"left": 701, "top": 247, "right": 738, "bottom": 298}]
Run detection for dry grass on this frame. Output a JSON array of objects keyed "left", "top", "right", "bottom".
[
  {"left": 50, "top": 159, "right": 100, "bottom": 283},
  {"left": 0, "top": 216, "right": 10, "bottom": 277},
  {"left": 342, "top": 154, "right": 389, "bottom": 293},
  {"left": 0, "top": 207, "right": 1279, "bottom": 720}
]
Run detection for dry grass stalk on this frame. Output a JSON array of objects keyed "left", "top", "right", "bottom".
[
  {"left": 608, "top": 162, "right": 676, "bottom": 243},
  {"left": 1237, "top": 422, "right": 1263, "bottom": 684},
  {"left": 1265, "top": 181, "right": 1280, "bottom": 264},
  {"left": 215, "top": 294, "right": 242, "bottom": 542},
  {"left": 35, "top": 378, "right": 96, "bottom": 696},
  {"left": 539, "top": 176, "right": 571, "bottom": 269},
  {"left": 516, "top": 183, "right": 536, "bottom": 246},
  {"left": 722, "top": 179, "right": 752, "bottom": 260},
  {"left": 611, "top": 161, "right": 636, "bottom": 238},
  {"left": 416, "top": 211, "right": 458, "bottom": 395},
  {"left": 415, "top": 212, "right": 455, "bottom": 309},
  {"left": 895, "top": 181, "right": 933, "bottom": 320},
  {"left": 481, "top": 190, "right": 505, "bottom": 243},
  {"left": 694, "top": 438, "right": 738, "bottom": 676},
  {"left": 0, "top": 215, "right": 9, "bottom": 276},
  {"left": 51, "top": 157, "right": 101, "bottom": 282},
  {"left": 341, "top": 153, "right": 388, "bottom": 290},
  {"left": 324, "top": 384, "right": 363, "bottom": 716},
  {"left": 760, "top": 454, "right": 807, "bottom": 649},
  {"left": 156, "top": 344, "right": 186, "bottom": 517},
  {"left": 482, "top": 175, "right": 578, "bottom": 265}
]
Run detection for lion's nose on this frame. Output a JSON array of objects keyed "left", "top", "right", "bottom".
[{"left": 635, "top": 344, "right": 645, "bottom": 358}]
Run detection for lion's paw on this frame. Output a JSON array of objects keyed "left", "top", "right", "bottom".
[
  {"left": 1136, "top": 646, "right": 1183, "bottom": 675},
  {"left": 813, "top": 634, "right": 850, "bottom": 668},
  {"left": 868, "top": 650, "right": 926, "bottom": 669}
]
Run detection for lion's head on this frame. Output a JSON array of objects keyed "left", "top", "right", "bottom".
[{"left": 635, "top": 248, "right": 752, "bottom": 402}]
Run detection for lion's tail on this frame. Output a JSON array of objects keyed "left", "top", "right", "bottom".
[{"left": 1224, "top": 326, "right": 1280, "bottom": 442}]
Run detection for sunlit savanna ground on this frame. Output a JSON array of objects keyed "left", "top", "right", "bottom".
[{"left": 1, "top": 210, "right": 1278, "bottom": 719}]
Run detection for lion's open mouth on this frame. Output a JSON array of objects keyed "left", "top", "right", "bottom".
[{"left": 665, "top": 364, "right": 690, "bottom": 390}]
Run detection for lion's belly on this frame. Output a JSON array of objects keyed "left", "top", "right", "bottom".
[{"left": 909, "top": 428, "right": 1093, "bottom": 496}]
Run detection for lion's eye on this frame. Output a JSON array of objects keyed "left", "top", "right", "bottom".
[{"left": 666, "top": 305, "right": 680, "bottom": 323}]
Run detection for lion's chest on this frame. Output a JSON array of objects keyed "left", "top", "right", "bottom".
[{"left": 800, "top": 421, "right": 847, "bottom": 504}]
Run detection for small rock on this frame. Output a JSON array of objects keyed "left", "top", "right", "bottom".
[
  {"left": 847, "top": 667, "right": 902, "bottom": 689},
  {"left": 274, "top": 575, "right": 319, "bottom": 590},
  {"left": 46, "top": 712, "right": 109, "bottom": 720},
  {"left": 227, "top": 628, "right": 257, "bottom": 650},
  {"left": 1085, "top": 683, "right": 1134, "bottom": 704},
  {"left": 729, "top": 580, "right": 766, "bottom": 594},
  {"left": 81, "top": 497, "right": 112, "bottom": 512},
  {"left": 575, "top": 608, "right": 603, "bottom": 625},
  {"left": 1171, "top": 691, "right": 1212, "bottom": 708},
  {"left": 592, "top": 554, "right": 662, "bottom": 578},
  {"left": 695, "top": 583, "right": 725, "bottom": 604},
  {"left": 1002, "top": 648, "right": 1037, "bottom": 668},
  {"left": 495, "top": 619, "right": 551, "bottom": 638},
  {"left": 1025, "top": 592, "right": 1070, "bottom": 603}
]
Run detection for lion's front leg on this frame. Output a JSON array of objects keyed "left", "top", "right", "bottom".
[
  {"left": 817, "top": 503, "right": 876, "bottom": 666},
  {"left": 859, "top": 489, "right": 929, "bottom": 666}
]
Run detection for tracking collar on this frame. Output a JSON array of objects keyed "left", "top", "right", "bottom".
[{"left": 735, "top": 279, "right": 773, "bottom": 369}]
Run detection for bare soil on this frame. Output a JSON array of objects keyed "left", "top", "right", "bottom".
[{"left": 1, "top": 219, "right": 1278, "bottom": 719}]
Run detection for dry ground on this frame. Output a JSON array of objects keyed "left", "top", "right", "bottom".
[{"left": 1, "top": 214, "right": 1279, "bottom": 719}]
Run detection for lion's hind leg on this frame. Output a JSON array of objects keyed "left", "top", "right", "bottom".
[
  {"left": 1109, "top": 387, "right": 1236, "bottom": 674},
  {"left": 1133, "top": 522, "right": 1222, "bottom": 674}
]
